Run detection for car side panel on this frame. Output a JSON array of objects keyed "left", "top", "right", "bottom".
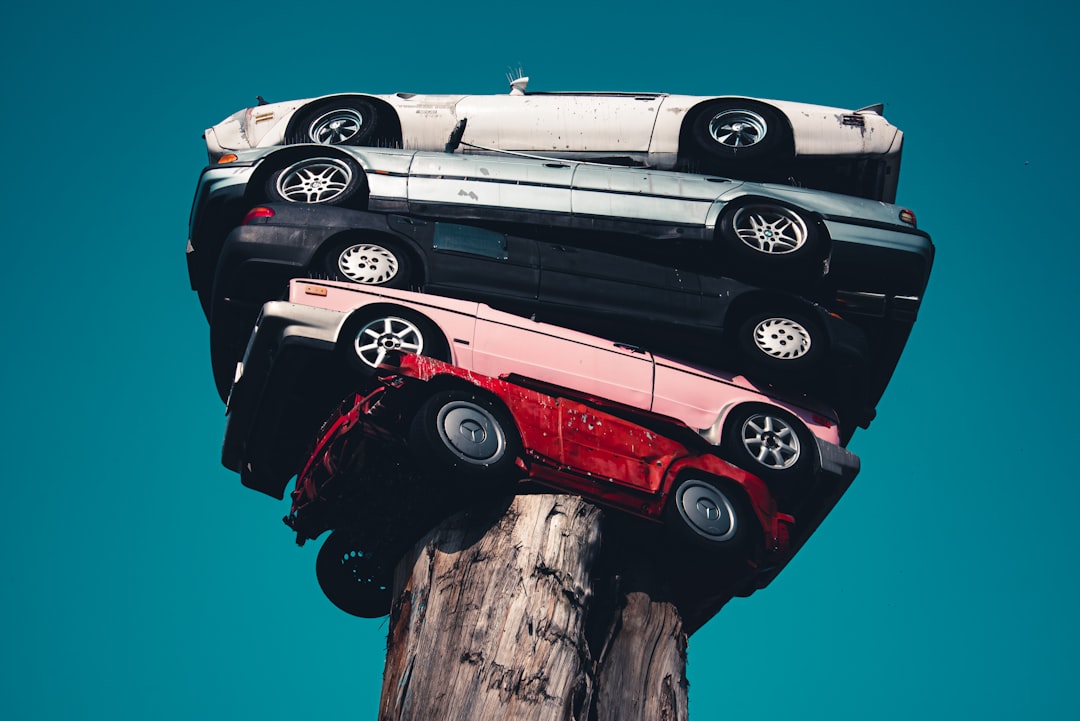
[
  {"left": 404, "top": 152, "right": 574, "bottom": 216},
  {"left": 536, "top": 242, "right": 706, "bottom": 326},
  {"left": 423, "top": 222, "right": 541, "bottom": 306},
  {"left": 382, "top": 93, "right": 467, "bottom": 150},
  {"left": 649, "top": 356, "right": 842, "bottom": 445},
  {"left": 469, "top": 305, "right": 655, "bottom": 414},
  {"left": 455, "top": 94, "right": 661, "bottom": 153},
  {"left": 570, "top": 164, "right": 722, "bottom": 225}
]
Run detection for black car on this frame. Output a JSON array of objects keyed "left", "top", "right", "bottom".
[{"left": 203, "top": 204, "right": 878, "bottom": 428}]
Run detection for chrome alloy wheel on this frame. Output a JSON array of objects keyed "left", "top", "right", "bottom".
[
  {"left": 353, "top": 316, "right": 424, "bottom": 369},
  {"left": 732, "top": 205, "right": 809, "bottom": 255},
  {"left": 739, "top": 412, "right": 801, "bottom": 470},
  {"left": 308, "top": 109, "right": 365, "bottom": 145},
  {"left": 275, "top": 158, "right": 355, "bottom": 203},
  {"left": 708, "top": 109, "right": 768, "bottom": 149}
]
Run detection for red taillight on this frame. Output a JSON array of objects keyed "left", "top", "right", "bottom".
[
  {"left": 899, "top": 208, "right": 917, "bottom": 227},
  {"left": 242, "top": 206, "right": 275, "bottom": 225}
]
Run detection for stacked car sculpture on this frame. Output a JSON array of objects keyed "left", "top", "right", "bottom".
[{"left": 188, "top": 78, "right": 933, "bottom": 620}]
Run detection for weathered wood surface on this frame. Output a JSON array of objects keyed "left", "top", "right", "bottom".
[{"left": 379, "top": 493, "right": 689, "bottom": 721}]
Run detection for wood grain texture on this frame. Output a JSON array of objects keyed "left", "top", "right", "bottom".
[{"left": 379, "top": 493, "right": 690, "bottom": 721}]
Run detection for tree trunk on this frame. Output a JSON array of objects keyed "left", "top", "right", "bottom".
[{"left": 379, "top": 493, "right": 689, "bottom": 721}]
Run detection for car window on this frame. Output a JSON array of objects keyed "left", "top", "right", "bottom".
[{"left": 433, "top": 223, "right": 508, "bottom": 260}]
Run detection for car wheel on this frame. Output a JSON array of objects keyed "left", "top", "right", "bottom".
[
  {"left": 315, "top": 529, "right": 392, "bottom": 618},
  {"left": 321, "top": 237, "right": 413, "bottom": 288},
  {"left": 691, "top": 100, "right": 789, "bottom": 161},
  {"left": 736, "top": 308, "right": 825, "bottom": 376},
  {"left": 287, "top": 99, "right": 378, "bottom": 147},
  {"left": 340, "top": 306, "right": 449, "bottom": 374},
  {"left": 665, "top": 475, "right": 748, "bottom": 552},
  {"left": 265, "top": 154, "right": 367, "bottom": 206},
  {"left": 408, "top": 389, "right": 522, "bottom": 487},
  {"left": 718, "top": 199, "right": 825, "bottom": 280},
  {"left": 722, "top": 403, "right": 813, "bottom": 481}
]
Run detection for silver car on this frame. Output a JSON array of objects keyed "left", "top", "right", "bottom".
[{"left": 187, "top": 143, "right": 932, "bottom": 319}]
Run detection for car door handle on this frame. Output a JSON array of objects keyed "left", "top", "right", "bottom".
[
  {"left": 544, "top": 163, "right": 571, "bottom": 169},
  {"left": 547, "top": 244, "right": 577, "bottom": 252},
  {"left": 614, "top": 342, "right": 645, "bottom": 354}
]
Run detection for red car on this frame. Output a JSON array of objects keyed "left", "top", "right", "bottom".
[{"left": 292, "top": 354, "right": 795, "bottom": 617}]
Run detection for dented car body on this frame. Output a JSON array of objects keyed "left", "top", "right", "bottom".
[{"left": 288, "top": 354, "right": 858, "bottom": 619}]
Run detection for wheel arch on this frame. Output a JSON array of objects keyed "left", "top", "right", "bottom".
[
  {"left": 665, "top": 468, "right": 765, "bottom": 551},
  {"left": 678, "top": 98, "right": 795, "bottom": 166},
  {"left": 336, "top": 302, "right": 452, "bottom": 368},
  {"left": 713, "top": 400, "right": 822, "bottom": 485},
  {"left": 246, "top": 146, "right": 371, "bottom": 207},
  {"left": 713, "top": 194, "right": 833, "bottom": 272},
  {"left": 723, "top": 289, "right": 823, "bottom": 338},
  {"left": 285, "top": 94, "right": 404, "bottom": 148}
]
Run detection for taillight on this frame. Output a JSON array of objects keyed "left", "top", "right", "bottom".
[
  {"left": 899, "top": 208, "right": 917, "bottom": 227},
  {"left": 242, "top": 206, "right": 275, "bottom": 225}
]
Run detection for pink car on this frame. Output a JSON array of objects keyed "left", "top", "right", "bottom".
[{"left": 224, "top": 280, "right": 859, "bottom": 500}]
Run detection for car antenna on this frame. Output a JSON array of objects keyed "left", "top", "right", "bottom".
[{"left": 506, "top": 66, "right": 528, "bottom": 95}]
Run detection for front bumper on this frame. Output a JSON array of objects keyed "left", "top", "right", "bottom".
[{"left": 222, "top": 301, "right": 349, "bottom": 497}]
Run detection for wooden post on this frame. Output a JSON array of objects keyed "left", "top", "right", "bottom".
[{"left": 379, "top": 493, "right": 689, "bottom": 721}]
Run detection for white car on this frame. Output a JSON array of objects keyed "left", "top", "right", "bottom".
[{"left": 205, "top": 78, "right": 904, "bottom": 202}]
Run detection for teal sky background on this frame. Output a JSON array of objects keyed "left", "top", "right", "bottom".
[{"left": 2, "top": 1, "right": 1076, "bottom": 718}]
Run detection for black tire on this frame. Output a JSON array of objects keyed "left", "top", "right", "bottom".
[
  {"left": 736, "top": 306, "right": 826, "bottom": 377},
  {"left": 690, "top": 99, "right": 790, "bottom": 161},
  {"left": 722, "top": 403, "right": 814, "bottom": 483},
  {"left": 315, "top": 529, "right": 392, "bottom": 618},
  {"left": 319, "top": 235, "right": 413, "bottom": 288},
  {"left": 665, "top": 475, "right": 749, "bottom": 553},
  {"left": 338, "top": 306, "right": 449, "bottom": 375},
  {"left": 717, "top": 198, "right": 827, "bottom": 280},
  {"left": 287, "top": 98, "right": 379, "bottom": 147},
  {"left": 408, "top": 389, "right": 522, "bottom": 486},
  {"left": 265, "top": 153, "right": 367, "bottom": 207}
]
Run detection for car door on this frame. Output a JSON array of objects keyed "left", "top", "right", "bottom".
[
  {"left": 455, "top": 93, "right": 661, "bottom": 153},
  {"left": 536, "top": 242, "right": 703, "bottom": 329},
  {"left": 570, "top": 164, "right": 728, "bottom": 226},
  {"left": 421, "top": 221, "right": 541, "bottom": 308},
  {"left": 405, "top": 152, "right": 574, "bottom": 218},
  {"left": 469, "top": 306, "right": 655, "bottom": 414}
]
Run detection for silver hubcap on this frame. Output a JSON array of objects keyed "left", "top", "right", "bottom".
[
  {"left": 436, "top": 401, "right": 507, "bottom": 465},
  {"left": 337, "top": 243, "right": 399, "bottom": 284},
  {"left": 308, "top": 109, "right": 364, "bottom": 145},
  {"left": 676, "top": 480, "right": 737, "bottom": 541},
  {"left": 708, "top": 109, "right": 768, "bottom": 148},
  {"left": 353, "top": 316, "right": 423, "bottom": 368},
  {"left": 740, "top": 413, "right": 801, "bottom": 470},
  {"left": 753, "top": 317, "right": 812, "bottom": 360},
  {"left": 276, "top": 158, "right": 353, "bottom": 203},
  {"left": 733, "top": 206, "right": 808, "bottom": 254}
]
